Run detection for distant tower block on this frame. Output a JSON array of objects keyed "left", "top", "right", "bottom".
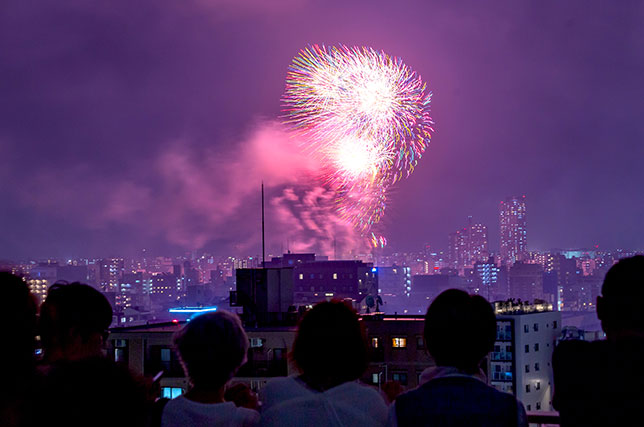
[{"left": 499, "top": 195, "right": 527, "bottom": 266}]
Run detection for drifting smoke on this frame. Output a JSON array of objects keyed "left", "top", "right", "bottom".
[{"left": 17, "top": 120, "right": 369, "bottom": 256}]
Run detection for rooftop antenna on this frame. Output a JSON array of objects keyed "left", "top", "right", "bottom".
[
  {"left": 333, "top": 237, "right": 337, "bottom": 260},
  {"left": 261, "top": 181, "right": 266, "bottom": 268}
]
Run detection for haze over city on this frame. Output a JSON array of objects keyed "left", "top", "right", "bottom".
[{"left": 2, "top": 0, "right": 644, "bottom": 260}]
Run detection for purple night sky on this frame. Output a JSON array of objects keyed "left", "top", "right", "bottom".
[{"left": 1, "top": 0, "right": 643, "bottom": 259}]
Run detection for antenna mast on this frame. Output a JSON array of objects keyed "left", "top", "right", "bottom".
[{"left": 261, "top": 182, "right": 266, "bottom": 268}]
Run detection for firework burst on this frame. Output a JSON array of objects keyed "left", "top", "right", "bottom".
[{"left": 283, "top": 44, "right": 433, "bottom": 234}]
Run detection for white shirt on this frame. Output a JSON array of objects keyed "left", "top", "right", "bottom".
[
  {"left": 161, "top": 396, "right": 259, "bottom": 427},
  {"left": 260, "top": 376, "right": 388, "bottom": 427}
]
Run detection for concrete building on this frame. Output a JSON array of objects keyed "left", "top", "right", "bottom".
[
  {"left": 409, "top": 273, "right": 468, "bottom": 315},
  {"left": 150, "top": 273, "right": 182, "bottom": 305},
  {"left": 233, "top": 267, "right": 295, "bottom": 326},
  {"left": 490, "top": 301, "right": 561, "bottom": 412},
  {"left": 448, "top": 218, "right": 489, "bottom": 270},
  {"left": 375, "top": 265, "right": 411, "bottom": 314},
  {"left": 108, "top": 322, "right": 297, "bottom": 396},
  {"left": 361, "top": 315, "right": 435, "bottom": 389},
  {"left": 509, "top": 262, "right": 544, "bottom": 302},
  {"left": 108, "top": 314, "right": 436, "bottom": 396},
  {"left": 99, "top": 258, "right": 124, "bottom": 292},
  {"left": 56, "top": 265, "right": 89, "bottom": 284},
  {"left": 292, "top": 260, "right": 377, "bottom": 307},
  {"left": 474, "top": 257, "right": 508, "bottom": 301}
]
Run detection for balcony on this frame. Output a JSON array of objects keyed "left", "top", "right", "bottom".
[
  {"left": 490, "top": 351, "right": 513, "bottom": 361},
  {"left": 490, "top": 371, "right": 513, "bottom": 381}
]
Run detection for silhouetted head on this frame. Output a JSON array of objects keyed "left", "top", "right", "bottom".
[
  {"left": 173, "top": 310, "right": 248, "bottom": 390},
  {"left": 424, "top": 289, "right": 496, "bottom": 374},
  {"left": 597, "top": 255, "right": 644, "bottom": 338},
  {"left": 291, "top": 300, "right": 367, "bottom": 390},
  {"left": 39, "top": 282, "right": 113, "bottom": 363}
]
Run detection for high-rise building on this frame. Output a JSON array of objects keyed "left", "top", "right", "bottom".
[
  {"left": 448, "top": 230, "right": 467, "bottom": 269},
  {"left": 448, "top": 217, "right": 489, "bottom": 270},
  {"left": 99, "top": 258, "right": 124, "bottom": 292},
  {"left": 499, "top": 196, "right": 527, "bottom": 266},
  {"left": 474, "top": 257, "right": 507, "bottom": 301}
]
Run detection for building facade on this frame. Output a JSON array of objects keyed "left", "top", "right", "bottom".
[
  {"left": 499, "top": 196, "right": 528, "bottom": 266},
  {"left": 490, "top": 302, "right": 561, "bottom": 412}
]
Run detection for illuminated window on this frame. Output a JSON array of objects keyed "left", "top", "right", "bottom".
[
  {"left": 249, "top": 338, "right": 264, "bottom": 348},
  {"left": 392, "top": 337, "right": 407, "bottom": 348},
  {"left": 299, "top": 274, "right": 304, "bottom": 280},
  {"left": 392, "top": 372, "right": 408, "bottom": 386},
  {"left": 162, "top": 387, "right": 183, "bottom": 399},
  {"left": 371, "top": 337, "right": 379, "bottom": 348},
  {"left": 333, "top": 273, "right": 338, "bottom": 279},
  {"left": 372, "top": 373, "right": 379, "bottom": 384}
]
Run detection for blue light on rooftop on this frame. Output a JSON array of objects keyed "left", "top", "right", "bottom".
[{"left": 168, "top": 306, "right": 218, "bottom": 314}]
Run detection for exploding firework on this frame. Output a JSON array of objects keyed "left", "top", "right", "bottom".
[{"left": 282, "top": 44, "right": 433, "bottom": 233}]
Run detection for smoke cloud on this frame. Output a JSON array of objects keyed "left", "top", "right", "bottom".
[{"left": 15, "top": 120, "right": 367, "bottom": 256}]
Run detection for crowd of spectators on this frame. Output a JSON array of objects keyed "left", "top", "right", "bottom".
[{"left": 2, "top": 255, "right": 643, "bottom": 426}]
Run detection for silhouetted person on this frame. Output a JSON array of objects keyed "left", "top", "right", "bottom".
[
  {"left": 161, "top": 310, "right": 259, "bottom": 426},
  {"left": 389, "top": 289, "right": 527, "bottom": 427},
  {"left": 39, "top": 282, "right": 113, "bottom": 364},
  {"left": 553, "top": 255, "right": 644, "bottom": 426},
  {"left": 30, "top": 282, "right": 150, "bottom": 426},
  {"left": 260, "top": 300, "right": 388, "bottom": 427},
  {"left": 0, "top": 272, "right": 37, "bottom": 426},
  {"left": 33, "top": 355, "right": 149, "bottom": 427}
]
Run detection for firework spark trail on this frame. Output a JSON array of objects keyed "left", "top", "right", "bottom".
[{"left": 283, "top": 44, "right": 433, "bottom": 237}]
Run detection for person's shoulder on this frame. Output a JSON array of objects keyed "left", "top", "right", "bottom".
[
  {"left": 329, "top": 382, "right": 388, "bottom": 410},
  {"left": 162, "top": 395, "right": 189, "bottom": 415},
  {"left": 264, "top": 376, "right": 298, "bottom": 390},
  {"left": 234, "top": 406, "right": 260, "bottom": 426},
  {"left": 399, "top": 376, "right": 515, "bottom": 402},
  {"left": 260, "top": 376, "right": 307, "bottom": 412}
]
